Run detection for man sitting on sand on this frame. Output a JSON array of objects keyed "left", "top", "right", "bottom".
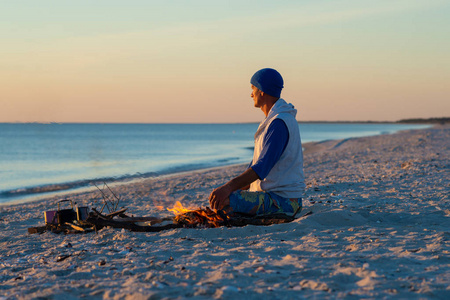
[{"left": 209, "top": 68, "right": 305, "bottom": 216}]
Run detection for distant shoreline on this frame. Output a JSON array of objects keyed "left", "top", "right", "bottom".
[{"left": 1, "top": 117, "right": 449, "bottom": 125}]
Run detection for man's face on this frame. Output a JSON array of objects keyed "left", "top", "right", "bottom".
[{"left": 251, "top": 85, "right": 263, "bottom": 108}]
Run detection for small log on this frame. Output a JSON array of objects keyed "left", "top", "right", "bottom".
[
  {"left": 85, "top": 216, "right": 182, "bottom": 232},
  {"left": 105, "top": 208, "right": 127, "bottom": 218},
  {"left": 115, "top": 216, "right": 172, "bottom": 226},
  {"left": 56, "top": 254, "right": 72, "bottom": 262},
  {"left": 91, "top": 207, "right": 127, "bottom": 219},
  {"left": 114, "top": 216, "right": 167, "bottom": 223},
  {"left": 64, "top": 222, "right": 94, "bottom": 232},
  {"left": 300, "top": 211, "right": 313, "bottom": 218},
  {"left": 28, "top": 226, "right": 47, "bottom": 234}
]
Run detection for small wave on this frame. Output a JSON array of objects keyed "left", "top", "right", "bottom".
[
  {"left": 217, "top": 157, "right": 239, "bottom": 163},
  {"left": 0, "top": 172, "right": 159, "bottom": 200},
  {"left": 1, "top": 181, "right": 93, "bottom": 198}
]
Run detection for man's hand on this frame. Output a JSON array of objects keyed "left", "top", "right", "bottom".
[
  {"left": 209, "top": 168, "right": 259, "bottom": 211},
  {"left": 209, "top": 184, "right": 232, "bottom": 210}
]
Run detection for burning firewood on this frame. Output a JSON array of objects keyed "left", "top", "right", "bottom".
[{"left": 170, "top": 204, "right": 230, "bottom": 228}]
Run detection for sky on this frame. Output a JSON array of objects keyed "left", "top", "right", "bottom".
[{"left": 1, "top": 0, "right": 449, "bottom": 123}]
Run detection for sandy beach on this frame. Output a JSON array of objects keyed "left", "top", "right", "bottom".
[{"left": 0, "top": 125, "right": 449, "bottom": 299}]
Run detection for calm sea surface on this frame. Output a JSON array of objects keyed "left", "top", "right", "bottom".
[{"left": 0, "top": 123, "right": 430, "bottom": 203}]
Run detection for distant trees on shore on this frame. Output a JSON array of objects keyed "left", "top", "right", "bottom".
[
  {"left": 397, "top": 117, "right": 450, "bottom": 124},
  {"left": 297, "top": 117, "right": 449, "bottom": 124}
]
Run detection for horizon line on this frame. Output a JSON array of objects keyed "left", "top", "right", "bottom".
[{"left": 1, "top": 118, "right": 446, "bottom": 125}]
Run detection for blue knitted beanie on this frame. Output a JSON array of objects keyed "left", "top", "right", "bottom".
[{"left": 250, "top": 68, "right": 284, "bottom": 98}]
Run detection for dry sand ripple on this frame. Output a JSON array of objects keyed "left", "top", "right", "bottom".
[{"left": 0, "top": 125, "right": 449, "bottom": 299}]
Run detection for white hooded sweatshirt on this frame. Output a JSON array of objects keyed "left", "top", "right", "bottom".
[{"left": 249, "top": 98, "right": 306, "bottom": 198}]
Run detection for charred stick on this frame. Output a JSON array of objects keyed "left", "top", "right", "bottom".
[
  {"left": 99, "top": 202, "right": 107, "bottom": 214},
  {"left": 85, "top": 216, "right": 180, "bottom": 232},
  {"left": 105, "top": 208, "right": 127, "bottom": 218},
  {"left": 91, "top": 208, "right": 110, "bottom": 220}
]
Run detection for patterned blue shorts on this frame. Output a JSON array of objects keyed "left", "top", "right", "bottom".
[{"left": 229, "top": 190, "right": 302, "bottom": 216}]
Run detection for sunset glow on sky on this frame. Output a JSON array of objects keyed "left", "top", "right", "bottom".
[{"left": 1, "top": 0, "right": 449, "bottom": 123}]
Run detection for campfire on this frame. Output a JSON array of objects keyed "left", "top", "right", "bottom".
[
  {"left": 166, "top": 201, "right": 230, "bottom": 228},
  {"left": 28, "top": 185, "right": 305, "bottom": 234}
]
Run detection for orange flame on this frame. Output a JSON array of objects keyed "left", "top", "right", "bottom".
[
  {"left": 167, "top": 201, "right": 198, "bottom": 215},
  {"left": 166, "top": 201, "right": 229, "bottom": 228}
]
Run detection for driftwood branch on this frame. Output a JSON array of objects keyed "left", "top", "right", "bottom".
[
  {"left": 85, "top": 216, "right": 181, "bottom": 232},
  {"left": 84, "top": 210, "right": 300, "bottom": 233}
]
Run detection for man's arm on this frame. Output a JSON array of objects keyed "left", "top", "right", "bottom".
[
  {"left": 209, "top": 119, "right": 289, "bottom": 211},
  {"left": 251, "top": 119, "right": 289, "bottom": 180},
  {"left": 209, "top": 167, "right": 259, "bottom": 210}
]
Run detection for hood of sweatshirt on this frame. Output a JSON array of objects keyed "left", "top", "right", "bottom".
[
  {"left": 268, "top": 98, "right": 297, "bottom": 119},
  {"left": 255, "top": 98, "right": 297, "bottom": 138}
]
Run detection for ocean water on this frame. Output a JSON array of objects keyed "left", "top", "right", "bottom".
[{"left": 0, "top": 123, "right": 429, "bottom": 203}]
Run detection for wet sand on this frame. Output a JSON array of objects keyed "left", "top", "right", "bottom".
[{"left": 0, "top": 125, "right": 449, "bottom": 299}]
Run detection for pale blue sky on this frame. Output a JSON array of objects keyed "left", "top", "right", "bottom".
[{"left": 1, "top": 0, "right": 449, "bottom": 122}]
